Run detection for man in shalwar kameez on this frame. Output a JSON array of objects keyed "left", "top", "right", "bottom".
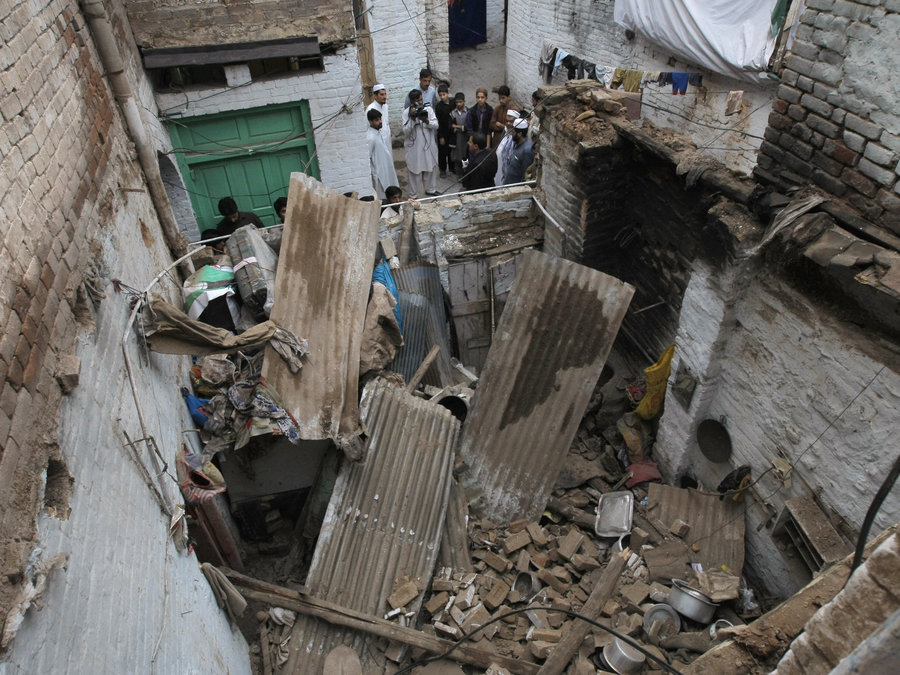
[
  {"left": 367, "top": 108, "right": 398, "bottom": 200},
  {"left": 401, "top": 89, "right": 440, "bottom": 199}
]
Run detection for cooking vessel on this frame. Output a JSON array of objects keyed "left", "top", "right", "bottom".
[
  {"left": 602, "top": 636, "right": 645, "bottom": 674},
  {"left": 665, "top": 578, "right": 718, "bottom": 624}
]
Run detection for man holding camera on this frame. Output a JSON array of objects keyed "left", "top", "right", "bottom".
[{"left": 402, "top": 89, "right": 439, "bottom": 199}]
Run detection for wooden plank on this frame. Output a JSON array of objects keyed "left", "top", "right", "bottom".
[
  {"left": 407, "top": 345, "right": 441, "bottom": 392},
  {"left": 221, "top": 569, "right": 538, "bottom": 674},
  {"left": 538, "top": 553, "right": 628, "bottom": 674}
]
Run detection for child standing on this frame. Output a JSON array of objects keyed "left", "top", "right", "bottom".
[
  {"left": 449, "top": 92, "right": 469, "bottom": 176},
  {"left": 435, "top": 84, "right": 454, "bottom": 178}
]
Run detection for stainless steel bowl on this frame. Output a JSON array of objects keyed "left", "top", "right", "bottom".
[
  {"left": 602, "top": 636, "right": 646, "bottom": 674},
  {"left": 665, "top": 578, "right": 719, "bottom": 624}
]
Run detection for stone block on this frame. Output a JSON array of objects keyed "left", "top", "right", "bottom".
[
  {"left": 483, "top": 580, "right": 510, "bottom": 611},
  {"left": 557, "top": 528, "right": 585, "bottom": 561},
  {"left": 503, "top": 530, "right": 531, "bottom": 555},
  {"left": 796, "top": 75, "right": 815, "bottom": 92},
  {"left": 425, "top": 591, "right": 450, "bottom": 615},
  {"left": 529, "top": 640, "right": 555, "bottom": 660},
  {"left": 806, "top": 0, "right": 834, "bottom": 8},
  {"left": 777, "top": 84, "right": 802, "bottom": 104},
  {"left": 812, "top": 151, "right": 844, "bottom": 176},
  {"left": 787, "top": 104, "right": 807, "bottom": 122},
  {"left": 845, "top": 113, "right": 883, "bottom": 140},
  {"left": 858, "top": 158, "right": 897, "bottom": 186},
  {"left": 537, "top": 568, "right": 569, "bottom": 594},
  {"left": 526, "top": 522, "right": 548, "bottom": 547},
  {"left": 769, "top": 111, "right": 792, "bottom": 132},
  {"left": 812, "top": 169, "right": 848, "bottom": 196},
  {"left": 388, "top": 579, "right": 420, "bottom": 609},
  {"left": 833, "top": 0, "right": 869, "bottom": 19},
  {"left": 784, "top": 54, "right": 815, "bottom": 77},
  {"left": 781, "top": 68, "right": 799, "bottom": 86},
  {"left": 800, "top": 93, "right": 834, "bottom": 119},
  {"left": 528, "top": 627, "right": 562, "bottom": 643},
  {"left": 620, "top": 581, "right": 651, "bottom": 607},
  {"left": 669, "top": 519, "right": 690, "bottom": 538},
  {"left": 823, "top": 139, "right": 858, "bottom": 165},
  {"left": 807, "top": 114, "right": 841, "bottom": 139},
  {"left": 55, "top": 354, "right": 80, "bottom": 394},
  {"left": 789, "top": 38, "right": 820, "bottom": 60},
  {"left": 481, "top": 550, "right": 511, "bottom": 573},
  {"left": 811, "top": 61, "right": 843, "bottom": 85},
  {"left": 863, "top": 143, "right": 896, "bottom": 167}
]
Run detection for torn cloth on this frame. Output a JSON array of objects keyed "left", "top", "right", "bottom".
[
  {"left": 200, "top": 563, "right": 247, "bottom": 624},
  {"left": 141, "top": 295, "right": 308, "bottom": 371}
]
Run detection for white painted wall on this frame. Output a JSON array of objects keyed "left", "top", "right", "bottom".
[
  {"left": 367, "top": 0, "right": 449, "bottom": 141},
  {"left": 486, "top": 0, "right": 506, "bottom": 46},
  {"left": 154, "top": 46, "right": 371, "bottom": 197},
  {"left": 0, "top": 186, "right": 250, "bottom": 673},
  {"left": 657, "top": 259, "right": 900, "bottom": 597},
  {"left": 505, "top": 0, "right": 776, "bottom": 174}
]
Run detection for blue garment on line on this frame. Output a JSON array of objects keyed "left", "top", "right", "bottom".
[{"left": 672, "top": 73, "right": 690, "bottom": 94}]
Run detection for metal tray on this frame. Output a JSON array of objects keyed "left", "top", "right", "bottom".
[{"left": 594, "top": 491, "right": 634, "bottom": 538}]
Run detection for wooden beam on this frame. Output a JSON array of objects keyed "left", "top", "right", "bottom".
[
  {"left": 538, "top": 552, "right": 627, "bottom": 674},
  {"left": 407, "top": 344, "right": 441, "bottom": 392},
  {"left": 221, "top": 568, "right": 538, "bottom": 674}
]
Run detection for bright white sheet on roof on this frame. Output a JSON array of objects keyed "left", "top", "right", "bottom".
[{"left": 614, "top": 0, "right": 781, "bottom": 83}]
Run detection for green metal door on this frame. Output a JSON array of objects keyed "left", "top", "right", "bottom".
[{"left": 168, "top": 102, "right": 319, "bottom": 232}]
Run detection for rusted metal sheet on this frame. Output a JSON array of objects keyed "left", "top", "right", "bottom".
[
  {"left": 262, "top": 173, "right": 381, "bottom": 441},
  {"left": 647, "top": 483, "right": 745, "bottom": 574},
  {"left": 457, "top": 250, "right": 634, "bottom": 522},
  {"left": 392, "top": 263, "right": 454, "bottom": 387},
  {"left": 285, "top": 380, "right": 460, "bottom": 672}
]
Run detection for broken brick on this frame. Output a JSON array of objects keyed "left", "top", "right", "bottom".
[
  {"left": 503, "top": 530, "right": 532, "bottom": 555},
  {"left": 529, "top": 640, "right": 555, "bottom": 659},
  {"left": 526, "top": 522, "right": 548, "bottom": 546},
  {"left": 620, "top": 580, "right": 651, "bottom": 608},
  {"left": 527, "top": 627, "right": 562, "bottom": 643},
  {"left": 481, "top": 550, "right": 511, "bottom": 573},
  {"left": 515, "top": 550, "right": 532, "bottom": 572},
  {"left": 432, "top": 578, "right": 455, "bottom": 593},
  {"left": 537, "top": 568, "right": 569, "bottom": 595},
  {"left": 557, "top": 528, "right": 585, "bottom": 561},
  {"left": 571, "top": 553, "right": 602, "bottom": 572},
  {"left": 461, "top": 603, "right": 494, "bottom": 639},
  {"left": 483, "top": 579, "right": 510, "bottom": 611},
  {"left": 388, "top": 579, "right": 419, "bottom": 609},
  {"left": 507, "top": 519, "right": 529, "bottom": 533},
  {"left": 630, "top": 526, "right": 650, "bottom": 549},
  {"left": 425, "top": 591, "right": 449, "bottom": 615},
  {"left": 669, "top": 519, "right": 690, "bottom": 538}
]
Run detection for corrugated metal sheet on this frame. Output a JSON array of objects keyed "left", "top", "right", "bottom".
[
  {"left": 391, "top": 263, "right": 455, "bottom": 387},
  {"left": 262, "top": 173, "right": 381, "bottom": 440},
  {"left": 648, "top": 483, "right": 746, "bottom": 574},
  {"left": 457, "top": 250, "right": 635, "bottom": 523},
  {"left": 285, "top": 380, "right": 460, "bottom": 672}
]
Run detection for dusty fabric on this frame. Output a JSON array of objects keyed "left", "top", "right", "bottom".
[
  {"left": 359, "top": 282, "right": 403, "bottom": 377},
  {"left": 142, "top": 296, "right": 308, "bottom": 373},
  {"left": 225, "top": 376, "right": 301, "bottom": 449},
  {"left": 200, "top": 563, "right": 247, "bottom": 624},
  {"left": 2, "top": 552, "right": 68, "bottom": 648}
]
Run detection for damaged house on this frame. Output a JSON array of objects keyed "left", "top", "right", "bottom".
[{"left": 1, "top": 0, "right": 899, "bottom": 674}]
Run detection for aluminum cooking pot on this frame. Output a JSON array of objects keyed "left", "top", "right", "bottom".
[{"left": 665, "top": 578, "right": 718, "bottom": 624}]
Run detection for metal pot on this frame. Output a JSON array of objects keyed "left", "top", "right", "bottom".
[
  {"left": 665, "top": 579, "right": 719, "bottom": 624},
  {"left": 602, "top": 636, "right": 646, "bottom": 674}
]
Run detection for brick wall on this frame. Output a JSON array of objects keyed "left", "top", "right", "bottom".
[
  {"left": 506, "top": 0, "right": 776, "bottom": 174},
  {"left": 0, "top": 0, "right": 249, "bottom": 666},
  {"left": 486, "top": 0, "right": 505, "bottom": 46},
  {"left": 758, "top": 0, "right": 900, "bottom": 234},
  {"left": 538, "top": 87, "right": 900, "bottom": 599},
  {"left": 367, "top": 0, "right": 441, "bottom": 141},
  {"left": 154, "top": 46, "right": 372, "bottom": 197}
]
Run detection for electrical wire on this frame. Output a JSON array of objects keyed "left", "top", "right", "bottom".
[
  {"left": 392, "top": 606, "right": 683, "bottom": 675},
  {"left": 848, "top": 451, "right": 900, "bottom": 577}
]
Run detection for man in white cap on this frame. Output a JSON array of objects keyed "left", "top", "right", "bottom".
[
  {"left": 367, "top": 84, "right": 391, "bottom": 146},
  {"left": 493, "top": 108, "right": 520, "bottom": 186},
  {"left": 504, "top": 117, "right": 534, "bottom": 185}
]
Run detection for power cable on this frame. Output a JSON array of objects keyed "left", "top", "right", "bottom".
[{"left": 848, "top": 451, "right": 900, "bottom": 577}]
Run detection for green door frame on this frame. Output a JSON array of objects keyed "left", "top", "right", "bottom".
[{"left": 168, "top": 101, "right": 320, "bottom": 231}]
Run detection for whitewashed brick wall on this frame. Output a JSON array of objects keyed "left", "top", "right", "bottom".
[
  {"left": 486, "top": 0, "right": 506, "bottom": 46},
  {"left": 154, "top": 46, "right": 371, "bottom": 196},
  {"left": 657, "top": 261, "right": 900, "bottom": 597},
  {"left": 506, "top": 0, "right": 776, "bottom": 174},
  {"left": 367, "top": 0, "right": 449, "bottom": 140}
]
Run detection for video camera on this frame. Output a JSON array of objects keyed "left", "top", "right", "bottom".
[{"left": 411, "top": 103, "right": 430, "bottom": 121}]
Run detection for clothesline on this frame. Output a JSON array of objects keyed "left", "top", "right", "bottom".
[{"left": 540, "top": 43, "right": 704, "bottom": 95}]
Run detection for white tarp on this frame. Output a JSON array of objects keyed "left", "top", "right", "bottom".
[{"left": 614, "top": 0, "right": 781, "bottom": 83}]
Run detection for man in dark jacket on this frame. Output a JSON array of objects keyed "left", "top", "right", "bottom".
[
  {"left": 462, "top": 133, "right": 497, "bottom": 191},
  {"left": 209, "top": 196, "right": 264, "bottom": 238}
]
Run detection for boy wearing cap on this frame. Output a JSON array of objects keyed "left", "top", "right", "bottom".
[{"left": 367, "top": 84, "right": 391, "bottom": 146}]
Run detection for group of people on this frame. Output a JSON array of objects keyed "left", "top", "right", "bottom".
[{"left": 366, "top": 69, "right": 538, "bottom": 202}]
